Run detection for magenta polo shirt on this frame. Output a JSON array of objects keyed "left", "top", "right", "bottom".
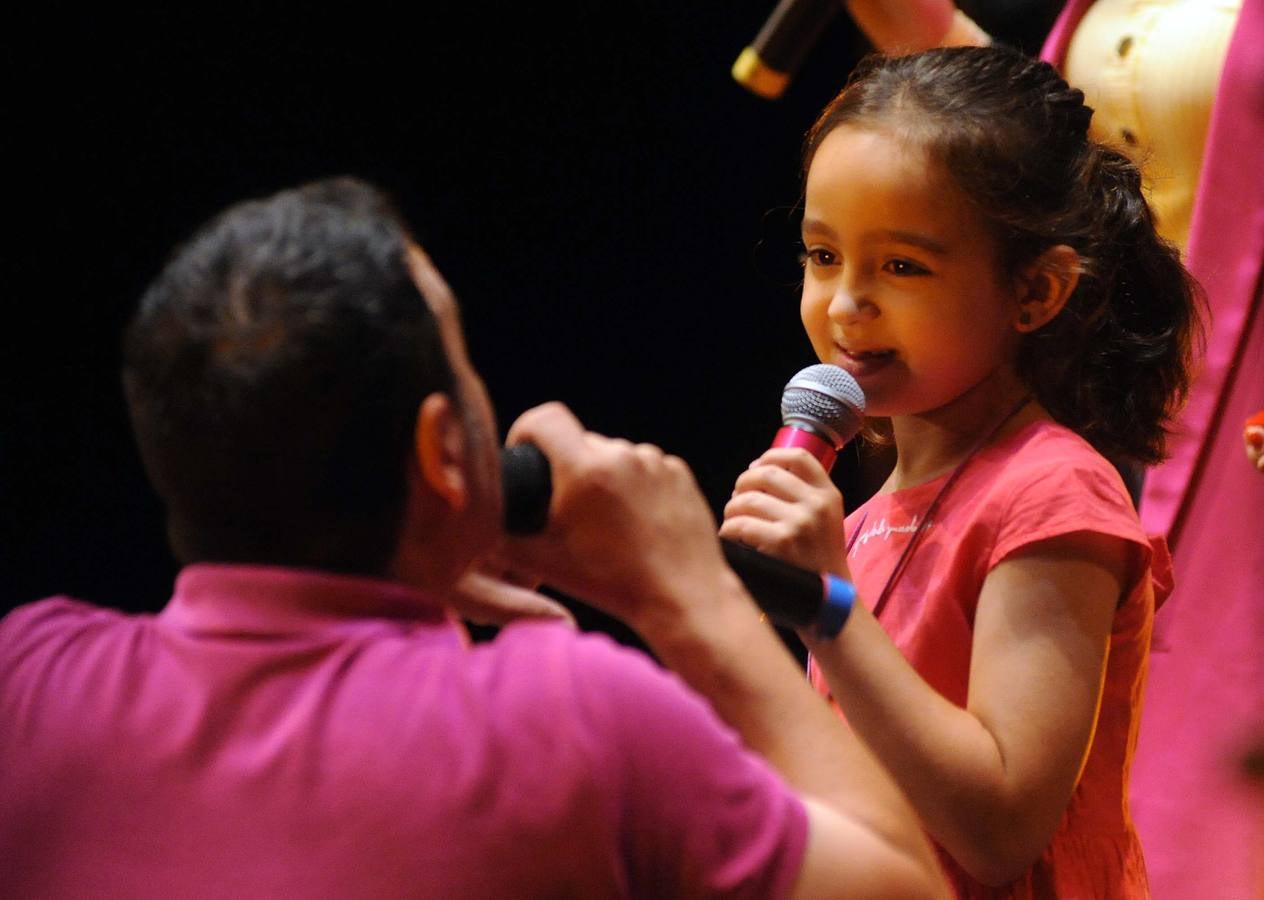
[{"left": 0, "top": 564, "right": 807, "bottom": 898}]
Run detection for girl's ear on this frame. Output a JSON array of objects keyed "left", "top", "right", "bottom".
[
  {"left": 414, "top": 392, "right": 468, "bottom": 513},
  {"left": 1015, "top": 244, "right": 1081, "bottom": 333}
]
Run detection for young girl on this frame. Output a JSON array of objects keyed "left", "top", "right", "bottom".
[{"left": 720, "top": 45, "right": 1200, "bottom": 897}]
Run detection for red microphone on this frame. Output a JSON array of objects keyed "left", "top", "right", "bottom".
[{"left": 773, "top": 364, "right": 866, "bottom": 473}]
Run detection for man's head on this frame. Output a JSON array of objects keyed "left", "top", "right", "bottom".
[{"left": 123, "top": 177, "right": 499, "bottom": 580}]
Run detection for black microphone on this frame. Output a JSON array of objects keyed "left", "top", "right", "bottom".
[
  {"left": 732, "top": 0, "right": 839, "bottom": 100},
  {"left": 499, "top": 366, "right": 865, "bottom": 636},
  {"left": 501, "top": 443, "right": 856, "bottom": 636}
]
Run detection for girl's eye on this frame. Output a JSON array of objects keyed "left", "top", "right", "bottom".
[
  {"left": 883, "top": 258, "right": 929, "bottom": 276},
  {"left": 799, "top": 247, "right": 837, "bottom": 267}
]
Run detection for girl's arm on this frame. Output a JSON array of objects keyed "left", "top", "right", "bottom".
[
  {"left": 722, "top": 449, "right": 1134, "bottom": 886},
  {"left": 843, "top": 0, "right": 991, "bottom": 53},
  {"left": 806, "top": 532, "right": 1129, "bottom": 886}
]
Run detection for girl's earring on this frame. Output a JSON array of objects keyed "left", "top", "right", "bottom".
[{"left": 1018, "top": 311, "right": 1033, "bottom": 327}]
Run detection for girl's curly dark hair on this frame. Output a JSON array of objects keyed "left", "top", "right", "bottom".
[{"left": 804, "top": 45, "right": 1204, "bottom": 464}]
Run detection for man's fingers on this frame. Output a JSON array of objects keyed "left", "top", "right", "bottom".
[
  {"left": 448, "top": 569, "right": 576, "bottom": 628},
  {"left": 506, "top": 402, "right": 587, "bottom": 466}
]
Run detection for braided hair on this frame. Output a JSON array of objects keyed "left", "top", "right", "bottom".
[{"left": 803, "top": 45, "right": 1203, "bottom": 464}]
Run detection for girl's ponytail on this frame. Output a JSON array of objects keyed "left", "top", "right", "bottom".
[{"left": 1021, "top": 144, "right": 1204, "bottom": 464}]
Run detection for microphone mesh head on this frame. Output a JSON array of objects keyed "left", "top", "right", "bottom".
[{"left": 780, "top": 364, "right": 866, "bottom": 448}]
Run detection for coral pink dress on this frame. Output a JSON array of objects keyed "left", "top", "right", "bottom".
[{"left": 811, "top": 420, "right": 1170, "bottom": 898}]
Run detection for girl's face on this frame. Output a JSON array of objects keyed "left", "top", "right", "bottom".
[{"left": 800, "top": 125, "right": 1024, "bottom": 420}]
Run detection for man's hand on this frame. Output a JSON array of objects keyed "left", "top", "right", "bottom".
[
  {"left": 444, "top": 564, "right": 575, "bottom": 628},
  {"left": 497, "top": 402, "right": 742, "bottom": 634}
]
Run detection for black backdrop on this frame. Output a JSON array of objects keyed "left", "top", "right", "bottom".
[{"left": 4, "top": 4, "right": 1058, "bottom": 638}]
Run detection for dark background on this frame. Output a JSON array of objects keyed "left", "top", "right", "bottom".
[{"left": 3, "top": 4, "right": 1058, "bottom": 639}]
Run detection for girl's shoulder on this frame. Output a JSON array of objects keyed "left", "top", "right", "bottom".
[
  {"left": 978, "top": 418, "right": 1129, "bottom": 503},
  {"left": 975, "top": 418, "right": 1150, "bottom": 567}
]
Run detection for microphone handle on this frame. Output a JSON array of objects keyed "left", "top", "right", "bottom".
[
  {"left": 501, "top": 444, "right": 854, "bottom": 637},
  {"left": 732, "top": 0, "right": 839, "bottom": 99},
  {"left": 720, "top": 538, "right": 853, "bottom": 637},
  {"left": 502, "top": 443, "right": 552, "bottom": 535},
  {"left": 772, "top": 424, "right": 839, "bottom": 473},
  {"left": 751, "top": 0, "right": 838, "bottom": 74}
]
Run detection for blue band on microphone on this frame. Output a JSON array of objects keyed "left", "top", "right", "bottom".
[{"left": 815, "top": 574, "right": 855, "bottom": 638}]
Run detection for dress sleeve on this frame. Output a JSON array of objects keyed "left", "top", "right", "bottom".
[
  {"left": 983, "top": 449, "right": 1176, "bottom": 612},
  {"left": 988, "top": 449, "right": 1152, "bottom": 572}
]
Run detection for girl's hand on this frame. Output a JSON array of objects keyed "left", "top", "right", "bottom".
[
  {"left": 1244, "top": 411, "right": 1264, "bottom": 473},
  {"left": 844, "top": 0, "right": 990, "bottom": 54},
  {"left": 720, "top": 447, "right": 850, "bottom": 577}
]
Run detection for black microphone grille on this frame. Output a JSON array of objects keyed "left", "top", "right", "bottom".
[{"left": 780, "top": 364, "right": 866, "bottom": 447}]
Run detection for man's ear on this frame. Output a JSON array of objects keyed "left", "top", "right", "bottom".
[
  {"left": 414, "top": 393, "right": 468, "bottom": 512},
  {"left": 1014, "top": 244, "right": 1081, "bottom": 333}
]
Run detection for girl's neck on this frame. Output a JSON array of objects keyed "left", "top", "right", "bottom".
[{"left": 883, "top": 372, "right": 1041, "bottom": 493}]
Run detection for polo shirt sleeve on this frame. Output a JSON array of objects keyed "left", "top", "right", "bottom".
[{"left": 567, "top": 634, "right": 809, "bottom": 900}]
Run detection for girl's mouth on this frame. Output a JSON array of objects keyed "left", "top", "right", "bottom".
[{"left": 837, "top": 346, "right": 897, "bottom": 378}]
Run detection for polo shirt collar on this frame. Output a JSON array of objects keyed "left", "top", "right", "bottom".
[{"left": 160, "top": 563, "right": 457, "bottom": 639}]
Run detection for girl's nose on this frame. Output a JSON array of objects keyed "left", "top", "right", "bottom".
[{"left": 828, "top": 285, "right": 877, "bottom": 323}]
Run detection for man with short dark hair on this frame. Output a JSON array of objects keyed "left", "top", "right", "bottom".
[{"left": 0, "top": 178, "right": 944, "bottom": 898}]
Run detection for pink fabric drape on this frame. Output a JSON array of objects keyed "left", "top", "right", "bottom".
[{"left": 1044, "top": 3, "right": 1264, "bottom": 896}]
